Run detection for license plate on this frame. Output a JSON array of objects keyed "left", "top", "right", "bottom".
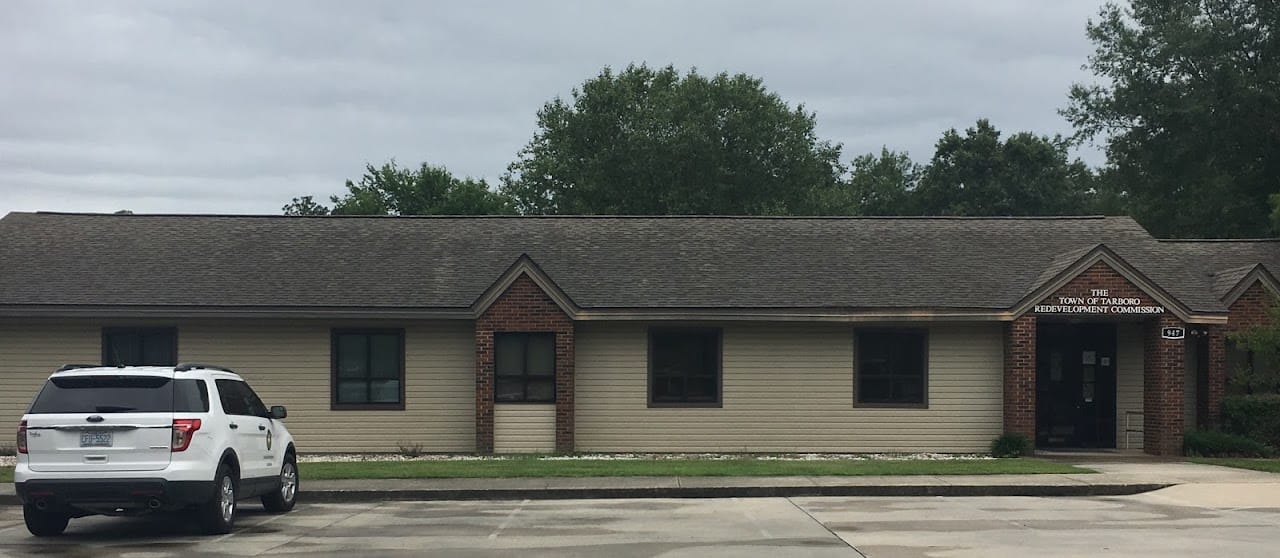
[{"left": 80, "top": 431, "right": 112, "bottom": 447}]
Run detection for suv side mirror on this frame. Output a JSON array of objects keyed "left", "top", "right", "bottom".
[{"left": 269, "top": 405, "right": 287, "bottom": 420}]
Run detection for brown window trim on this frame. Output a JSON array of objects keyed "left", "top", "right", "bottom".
[
  {"left": 647, "top": 327, "right": 724, "bottom": 408},
  {"left": 494, "top": 332, "right": 557, "bottom": 404},
  {"left": 331, "top": 328, "right": 406, "bottom": 411},
  {"left": 853, "top": 328, "right": 929, "bottom": 409},
  {"left": 101, "top": 326, "right": 179, "bottom": 367}
]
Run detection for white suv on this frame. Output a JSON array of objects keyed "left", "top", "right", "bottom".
[{"left": 14, "top": 363, "right": 298, "bottom": 536}]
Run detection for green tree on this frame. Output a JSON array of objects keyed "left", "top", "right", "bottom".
[
  {"left": 913, "top": 119, "right": 1096, "bottom": 216},
  {"left": 1064, "top": 0, "right": 1280, "bottom": 238},
  {"left": 502, "top": 64, "right": 845, "bottom": 215},
  {"left": 1228, "top": 299, "right": 1280, "bottom": 394},
  {"left": 281, "top": 196, "right": 330, "bottom": 216},
  {"left": 282, "top": 161, "right": 516, "bottom": 216},
  {"left": 831, "top": 148, "right": 919, "bottom": 215}
]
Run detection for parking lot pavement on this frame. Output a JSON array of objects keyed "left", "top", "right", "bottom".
[{"left": 0, "top": 488, "right": 1277, "bottom": 557}]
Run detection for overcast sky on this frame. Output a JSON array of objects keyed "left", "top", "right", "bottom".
[{"left": 1, "top": 1, "right": 1108, "bottom": 215}]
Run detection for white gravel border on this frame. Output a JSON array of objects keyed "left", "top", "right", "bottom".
[{"left": 296, "top": 452, "right": 993, "bottom": 463}]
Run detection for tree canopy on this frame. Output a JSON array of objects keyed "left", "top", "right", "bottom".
[
  {"left": 1063, "top": 0, "right": 1280, "bottom": 238},
  {"left": 912, "top": 120, "right": 1097, "bottom": 216},
  {"left": 500, "top": 64, "right": 845, "bottom": 215},
  {"left": 282, "top": 161, "right": 515, "bottom": 216}
]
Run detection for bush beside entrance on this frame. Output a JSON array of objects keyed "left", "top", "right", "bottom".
[{"left": 1221, "top": 394, "right": 1280, "bottom": 448}]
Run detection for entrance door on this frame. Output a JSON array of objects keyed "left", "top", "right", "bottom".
[{"left": 1036, "top": 324, "right": 1117, "bottom": 448}]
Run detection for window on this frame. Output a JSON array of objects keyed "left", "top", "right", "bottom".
[
  {"left": 648, "top": 328, "right": 721, "bottom": 406},
  {"left": 331, "top": 329, "right": 405, "bottom": 409},
  {"left": 494, "top": 333, "right": 556, "bottom": 403},
  {"left": 856, "top": 330, "right": 927, "bottom": 406},
  {"left": 102, "top": 327, "right": 177, "bottom": 367},
  {"left": 216, "top": 379, "right": 269, "bottom": 417},
  {"left": 28, "top": 376, "right": 208, "bottom": 414}
]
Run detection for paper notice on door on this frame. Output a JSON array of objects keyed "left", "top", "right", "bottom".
[
  {"left": 1100, "top": 356, "right": 1111, "bottom": 366},
  {"left": 1082, "top": 351, "right": 1097, "bottom": 365}
]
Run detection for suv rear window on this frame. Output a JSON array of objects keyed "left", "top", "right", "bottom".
[{"left": 28, "top": 376, "right": 210, "bottom": 414}]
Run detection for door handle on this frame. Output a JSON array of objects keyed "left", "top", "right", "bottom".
[
  {"left": 229, "top": 423, "right": 239, "bottom": 430},
  {"left": 258, "top": 425, "right": 267, "bottom": 431}
]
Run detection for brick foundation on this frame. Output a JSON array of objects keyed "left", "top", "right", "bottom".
[
  {"left": 475, "top": 274, "right": 574, "bottom": 454},
  {"left": 1003, "top": 315, "right": 1036, "bottom": 439}
]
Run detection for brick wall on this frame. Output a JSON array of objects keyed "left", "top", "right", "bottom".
[
  {"left": 1003, "top": 315, "right": 1036, "bottom": 439},
  {"left": 1226, "top": 282, "right": 1274, "bottom": 333},
  {"left": 1031, "top": 261, "right": 1187, "bottom": 455},
  {"left": 1143, "top": 314, "right": 1185, "bottom": 455},
  {"left": 475, "top": 274, "right": 575, "bottom": 454},
  {"left": 1044, "top": 262, "right": 1153, "bottom": 306}
]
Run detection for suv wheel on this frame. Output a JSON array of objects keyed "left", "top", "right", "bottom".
[
  {"left": 199, "top": 463, "right": 237, "bottom": 534},
  {"left": 262, "top": 453, "right": 298, "bottom": 513},
  {"left": 23, "top": 504, "right": 69, "bottom": 537}
]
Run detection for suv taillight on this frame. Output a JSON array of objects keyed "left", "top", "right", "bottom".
[
  {"left": 16, "top": 420, "right": 27, "bottom": 454},
  {"left": 171, "top": 419, "right": 201, "bottom": 452}
]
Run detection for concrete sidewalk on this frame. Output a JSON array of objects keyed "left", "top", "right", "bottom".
[{"left": 4, "top": 460, "right": 1274, "bottom": 504}]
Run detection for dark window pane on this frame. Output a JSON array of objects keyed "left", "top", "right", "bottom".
[
  {"left": 649, "top": 329, "right": 720, "bottom": 404},
  {"left": 336, "top": 381, "right": 368, "bottom": 404},
  {"left": 370, "top": 335, "right": 400, "bottom": 379},
  {"left": 493, "top": 333, "right": 556, "bottom": 402},
  {"left": 495, "top": 335, "right": 525, "bottom": 376},
  {"left": 525, "top": 379, "right": 555, "bottom": 402},
  {"left": 526, "top": 335, "right": 555, "bottom": 376},
  {"left": 495, "top": 377, "right": 525, "bottom": 402},
  {"left": 857, "top": 331, "right": 926, "bottom": 405},
  {"left": 336, "top": 335, "right": 367, "bottom": 379},
  {"left": 102, "top": 328, "right": 176, "bottom": 367},
  {"left": 174, "top": 379, "right": 210, "bottom": 413},
  {"left": 332, "top": 330, "right": 403, "bottom": 406}
]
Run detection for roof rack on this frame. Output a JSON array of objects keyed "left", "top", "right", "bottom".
[
  {"left": 174, "top": 363, "right": 236, "bottom": 373},
  {"left": 55, "top": 363, "right": 101, "bottom": 373}
]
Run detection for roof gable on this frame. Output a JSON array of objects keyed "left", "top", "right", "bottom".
[{"left": 1012, "top": 244, "right": 1200, "bottom": 322}]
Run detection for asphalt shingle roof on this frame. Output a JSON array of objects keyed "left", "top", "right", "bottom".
[{"left": 0, "top": 212, "right": 1275, "bottom": 314}]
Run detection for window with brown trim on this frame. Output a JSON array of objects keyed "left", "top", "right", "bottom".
[
  {"left": 495, "top": 332, "right": 556, "bottom": 403},
  {"left": 331, "top": 329, "right": 405, "bottom": 409},
  {"left": 856, "top": 329, "right": 927, "bottom": 406},
  {"left": 648, "top": 328, "right": 721, "bottom": 406},
  {"left": 102, "top": 327, "right": 177, "bottom": 367}
]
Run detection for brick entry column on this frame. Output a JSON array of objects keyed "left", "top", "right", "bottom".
[
  {"left": 1205, "top": 325, "right": 1226, "bottom": 428},
  {"left": 1143, "top": 314, "right": 1186, "bottom": 455},
  {"left": 475, "top": 275, "right": 575, "bottom": 454},
  {"left": 1003, "top": 315, "right": 1036, "bottom": 440}
]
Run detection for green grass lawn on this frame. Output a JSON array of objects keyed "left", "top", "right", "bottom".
[
  {"left": 298, "top": 458, "right": 1089, "bottom": 480},
  {"left": 1188, "top": 458, "right": 1280, "bottom": 474},
  {"left": 0, "top": 467, "right": 10, "bottom": 483}
]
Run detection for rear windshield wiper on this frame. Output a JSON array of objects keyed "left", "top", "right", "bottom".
[{"left": 93, "top": 405, "right": 136, "bottom": 413}]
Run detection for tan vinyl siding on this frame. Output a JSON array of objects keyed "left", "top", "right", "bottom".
[
  {"left": 494, "top": 404, "right": 555, "bottom": 453},
  {"left": 0, "top": 321, "right": 101, "bottom": 437},
  {"left": 0, "top": 319, "right": 474, "bottom": 454},
  {"left": 576, "top": 322, "right": 1003, "bottom": 453},
  {"left": 1116, "top": 322, "right": 1144, "bottom": 450},
  {"left": 181, "top": 320, "right": 474, "bottom": 453}
]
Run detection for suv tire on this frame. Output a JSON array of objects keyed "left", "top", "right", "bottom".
[
  {"left": 261, "top": 453, "right": 298, "bottom": 513},
  {"left": 23, "top": 504, "right": 69, "bottom": 537},
  {"left": 199, "top": 463, "right": 237, "bottom": 534}
]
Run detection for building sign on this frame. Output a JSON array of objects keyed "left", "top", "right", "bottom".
[
  {"left": 1033, "top": 289, "right": 1165, "bottom": 315},
  {"left": 1161, "top": 327, "right": 1185, "bottom": 340}
]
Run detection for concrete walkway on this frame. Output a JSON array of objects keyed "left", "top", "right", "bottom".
[
  {"left": 290, "top": 460, "right": 1277, "bottom": 502},
  {"left": 3, "top": 460, "right": 1274, "bottom": 504}
]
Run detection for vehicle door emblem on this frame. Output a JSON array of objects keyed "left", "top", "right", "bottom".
[{"left": 86, "top": 415, "right": 104, "bottom": 423}]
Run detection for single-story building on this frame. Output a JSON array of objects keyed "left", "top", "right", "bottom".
[{"left": 1, "top": 212, "right": 1276, "bottom": 456}]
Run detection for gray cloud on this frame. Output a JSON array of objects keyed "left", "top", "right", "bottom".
[{"left": 0, "top": 0, "right": 1107, "bottom": 214}]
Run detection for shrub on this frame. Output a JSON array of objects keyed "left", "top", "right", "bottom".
[
  {"left": 1221, "top": 394, "right": 1280, "bottom": 448},
  {"left": 1183, "top": 429, "right": 1273, "bottom": 458},
  {"left": 990, "top": 433, "right": 1033, "bottom": 458},
  {"left": 396, "top": 441, "right": 425, "bottom": 458}
]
